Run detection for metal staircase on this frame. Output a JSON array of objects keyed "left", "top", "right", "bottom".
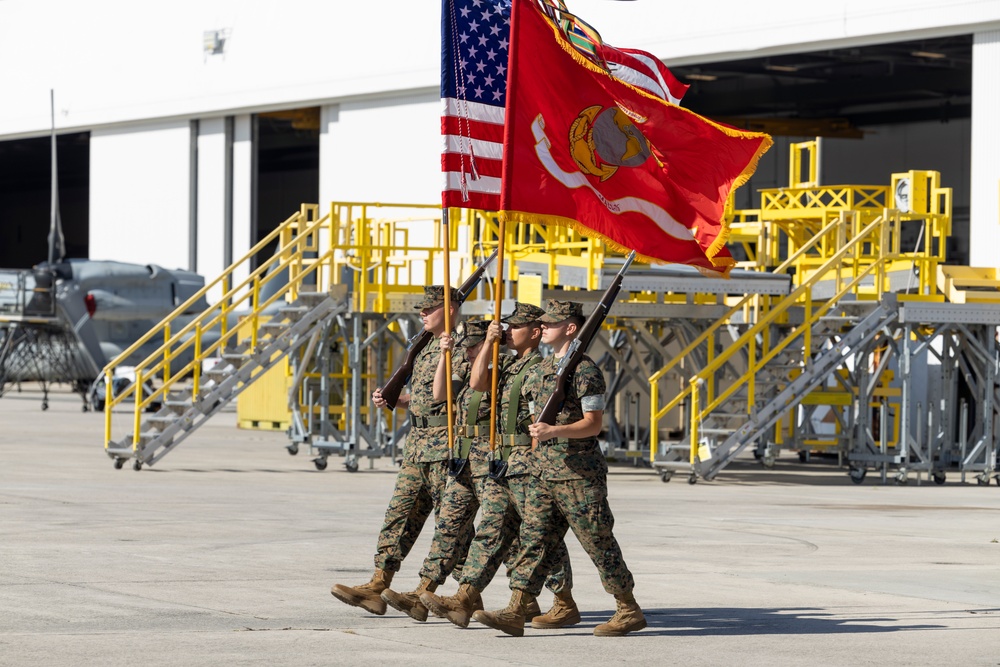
[
  {"left": 101, "top": 204, "right": 353, "bottom": 469},
  {"left": 106, "top": 290, "right": 347, "bottom": 469},
  {"left": 695, "top": 295, "right": 900, "bottom": 479}
]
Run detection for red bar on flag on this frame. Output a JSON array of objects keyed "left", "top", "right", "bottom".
[{"left": 500, "top": 0, "right": 772, "bottom": 270}]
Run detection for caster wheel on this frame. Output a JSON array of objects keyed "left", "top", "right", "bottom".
[
  {"left": 41, "top": 402, "right": 48, "bottom": 411},
  {"left": 688, "top": 474, "right": 698, "bottom": 485},
  {"left": 313, "top": 458, "right": 328, "bottom": 471},
  {"left": 849, "top": 467, "right": 866, "bottom": 484},
  {"left": 798, "top": 451, "right": 810, "bottom": 463},
  {"left": 977, "top": 474, "right": 990, "bottom": 486},
  {"left": 762, "top": 455, "right": 776, "bottom": 469},
  {"left": 932, "top": 472, "right": 946, "bottom": 485},
  {"left": 660, "top": 471, "right": 672, "bottom": 483},
  {"left": 132, "top": 460, "right": 142, "bottom": 471},
  {"left": 113, "top": 458, "right": 125, "bottom": 470},
  {"left": 94, "top": 400, "right": 105, "bottom": 412},
  {"left": 895, "top": 472, "right": 908, "bottom": 486},
  {"left": 286, "top": 444, "right": 299, "bottom": 456},
  {"left": 753, "top": 449, "right": 764, "bottom": 460},
  {"left": 82, "top": 405, "right": 89, "bottom": 413},
  {"left": 345, "top": 460, "right": 359, "bottom": 473}
]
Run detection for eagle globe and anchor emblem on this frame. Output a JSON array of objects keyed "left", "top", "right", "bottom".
[{"left": 569, "top": 104, "right": 655, "bottom": 182}]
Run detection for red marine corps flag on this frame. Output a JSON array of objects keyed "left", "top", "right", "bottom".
[{"left": 500, "top": 0, "right": 773, "bottom": 271}]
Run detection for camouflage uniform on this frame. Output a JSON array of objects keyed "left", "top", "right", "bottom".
[
  {"left": 416, "top": 321, "right": 492, "bottom": 584},
  {"left": 372, "top": 287, "right": 474, "bottom": 574},
  {"left": 508, "top": 306, "right": 635, "bottom": 597},
  {"left": 458, "top": 346, "right": 573, "bottom": 595},
  {"left": 453, "top": 302, "right": 572, "bottom": 596}
]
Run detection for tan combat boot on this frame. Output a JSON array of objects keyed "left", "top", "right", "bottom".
[
  {"left": 593, "top": 592, "right": 647, "bottom": 637},
  {"left": 330, "top": 568, "right": 393, "bottom": 616},
  {"left": 381, "top": 576, "right": 438, "bottom": 622},
  {"left": 523, "top": 597, "right": 542, "bottom": 624},
  {"left": 472, "top": 589, "right": 534, "bottom": 637},
  {"left": 531, "top": 590, "right": 581, "bottom": 629},
  {"left": 420, "top": 582, "right": 482, "bottom": 628}
]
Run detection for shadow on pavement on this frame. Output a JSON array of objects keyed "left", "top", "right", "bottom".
[{"left": 540, "top": 607, "right": 948, "bottom": 637}]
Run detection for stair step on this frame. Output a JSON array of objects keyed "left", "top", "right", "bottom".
[
  {"left": 699, "top": 428, "right": 737, "bottom": 435},
  {"left": 146, "top": 414, "right": 177, "bottom": 426},
  {"left": 221, "top": 352, "right": 248, "bottom": 367},
  {"left": 277, "top": 306, "right": 310, "bottom": 321},
  {"left": 296, "top": 292, "right": 330, "bottom": 305}
]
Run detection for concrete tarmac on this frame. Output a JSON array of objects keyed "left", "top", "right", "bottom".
[{"left": 1, "top": 388, "right": 998, "bottom": 666}]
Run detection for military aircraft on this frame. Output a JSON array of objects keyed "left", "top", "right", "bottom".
[{"left": 0, "top": 92, "right": 209, "bottom": 410}]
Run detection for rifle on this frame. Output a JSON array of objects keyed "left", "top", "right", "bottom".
[
  {"left": 535, "top": 251, "right": 636, "bottom": 427},
  {"left": 378, "top": 249, "right": 498, "bottom": 410}
]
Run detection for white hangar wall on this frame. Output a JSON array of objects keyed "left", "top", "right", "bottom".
[
  {"left": 2, "top": 0, "right": 999, "bottom": 271},
  {"left": 89, "top": 120, "right": 192, "bottom": 270},
  {"left": 3, "top": 0, "right": 998, "bottom": 138}
]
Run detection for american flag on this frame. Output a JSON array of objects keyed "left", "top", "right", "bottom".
[
  {"left": 441, "top": 0, "right": 511, "bottom": 211},
  {"left": 440, "top": 0, "right": 689, "bottom": 211}
]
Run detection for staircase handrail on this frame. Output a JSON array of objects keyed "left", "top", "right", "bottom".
[
  {"left": 98, "top": 207, "right": 311, "bottom": 377},
  {"left": 649, "top": 211, "right": 905, "bottom": 464},
  {"left": 684, "top": 213, "right": 896, "bottom": 455}
]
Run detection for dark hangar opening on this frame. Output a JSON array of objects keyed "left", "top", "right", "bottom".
[
  {"left": 0, "top": 132, "right": 90, "bottom": 269},
  {"left": 673, "top": 35, "right": 973, "bottom": 263},
  {"left": 251, "top": 108, "right": 320, "bottom": 268}
]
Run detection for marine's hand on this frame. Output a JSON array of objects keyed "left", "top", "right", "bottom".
[
  {"left": 528, "top": 422, "right": 556, "bottom": 442},
  {"left": 372, "top": 388, "right": 388, "bottom": 408},
  {"left": 485, "top": 321, "right": 503, "bottom": 346},
  {"left": 439, "top": 334, "right": 455, "bottom": 352}
]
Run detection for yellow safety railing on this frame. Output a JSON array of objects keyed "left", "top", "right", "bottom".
[
  {"left": 648, "top": 210, "right": 920, "bottom": 467},
  {"left": 102, "top": 204, "right": 339, "bottom": 450},
  {"left": 101, "top": 200, "right": 635, "bottom": 451}
]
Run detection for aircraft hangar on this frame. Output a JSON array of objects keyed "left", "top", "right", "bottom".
[
  {"left": 0, "top": 0, "right": 998, "bottom": 482},
  {"left": 0, "top": 1, "right": 997, "bottom": 274}
]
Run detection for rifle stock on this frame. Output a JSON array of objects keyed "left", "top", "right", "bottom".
[
  {"left": 536, "top": 251, "right": 636, "bottom": 426},
  {"left": 377, "top": 249, "right": 498, "bottom": 410}
]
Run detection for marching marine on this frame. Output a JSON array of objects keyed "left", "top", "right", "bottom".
[
  {"left": 330, "top": 286, "right": 474, "bottom": 615},
  {"left": 420, "top": 302, "right": 577, "bottom": 632},
  {"left": 473, "top": 299, "right": 646, "bottom": 637},
  {"left": 378, "top": 319, "right": 491, "bottom": 621}
]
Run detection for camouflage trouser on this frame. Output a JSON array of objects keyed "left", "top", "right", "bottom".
[
  {"left": 418, "top": 465, "right": 480, "bottom": 585},
  {"left": 460, "top": 473, "right": 572, "bottom": 595},
  {"left": 374, "top": 460, "right": 472, "bottom": 573},
  {"left": 511, "top": 473, "right": 634, "bottom": 596}
]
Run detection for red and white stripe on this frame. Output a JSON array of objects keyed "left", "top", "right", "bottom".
[
  {"left": 441, "top": 98, "right": 505, "bottom": 211},
  {"left": 600, "top": 45, "right": 689, "bottom": 105}
]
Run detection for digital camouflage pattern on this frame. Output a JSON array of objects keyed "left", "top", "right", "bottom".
[
  {"left": 452, "top": 353, "right": 493, "bottom": 479},
  {"left": 414, "top": 340, "right": 490, "bottom": 583},
  {"left": 414, "top": 285, "right": 462, "bottom": 310},
  {"left": 372, "top": 333, "right": 472, "bottom": 572},
  {"left": 451, "top": 347, "right": 572, "bottom": 596},
  {"left": 502, "top": 302, "right": 546, "bottom": 325},
  {"left": 497, "top": 348, "right": 543, "bottom": 477},
  {"left": 418, "top": 465, "right": 479, "bottom": 584},
  {"left": 459, "top": 474, "right": 572, "bottom": 595},
  {"left": 509, "top": 353, "right": 636, "bottom": 596},
  {"left": 374, "top": 459, "right": 451, "bottom": 573},
  {"left": 406, "top": 337, "right": 464, "bottom": 463},
  {"left": 521, "top": 354, "right": 607, "bottom": 482},
  {"left": 537, "top": 299, "right": 584, "bottom": 323}
]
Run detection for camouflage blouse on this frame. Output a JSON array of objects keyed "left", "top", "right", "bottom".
[
  {"left": 518, "top": 353, "right": 607, "bottom": 482},
  {"left": 405, "top": 337, "right": 466, "bottom": 463},
  {"left": 452, "top": 354, "right": 493, "bottom": 477}
]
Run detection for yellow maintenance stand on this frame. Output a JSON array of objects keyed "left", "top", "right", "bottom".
[{"left": 98, "top": 141, "right": 1000, "bottom": 485}]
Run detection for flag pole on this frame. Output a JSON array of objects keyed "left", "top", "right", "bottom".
[
  {"left": 442, "top": 207, "right": 456, "bottom": 462},
  {"left": 487, "top": 213, "right": 505, "bottom": 459}
]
